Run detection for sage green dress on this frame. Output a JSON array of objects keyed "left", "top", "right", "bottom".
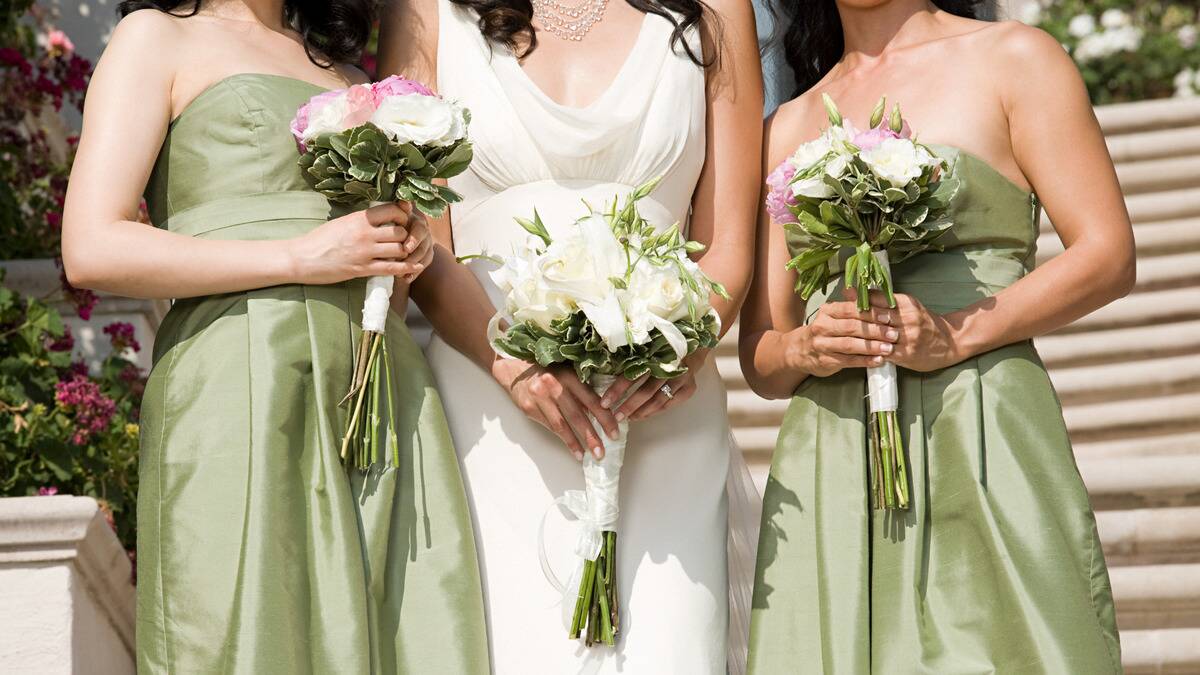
[
  {"left": 748, "top": 147, "right": 1123, "bottom": 674},
  {"left": 135, "top": 74, "right": 489, "bottom": 674}
]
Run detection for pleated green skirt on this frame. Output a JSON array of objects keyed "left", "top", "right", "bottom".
[
  {"left": 136, "top": 279, "right": 489, "bottom": 674},
  {"left": 748, "top": 341, "right": 1122, "bottom": 674}
]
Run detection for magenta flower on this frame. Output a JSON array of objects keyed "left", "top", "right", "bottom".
[
  {"left": 852, "top": 127, "right": 902, "bottom": 151},
  {"left": 47, "top": 325, "right": 74, "bottom": 352},
  {"left": 103, "top": 321, "right": 141, "bottom": 354},
  {"left": 371, "top": 75, "right": 435, "bottom": 105},
  {"left": 55, "top": 373, "right": 116, "bottom": 446},
  {"left": 37, "top": 486, "right": 59, "bottom": 496},
  {"left": 765, "top": 160, "right": 800, "bottom": 225}
]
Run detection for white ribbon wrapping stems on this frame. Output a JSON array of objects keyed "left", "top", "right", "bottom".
[
  {"left": 867, "top": 250, "right": 899, "bottom": 413},
  {"left": 360, "top": 201, "right": 396, "bottom": 334}
]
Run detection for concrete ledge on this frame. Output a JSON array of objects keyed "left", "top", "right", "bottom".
[
  {"left": 0, "top": 496, "right": 135, "bottom": 672},
  {"left": 1122, "top": 627, "right": 1200, "bottom": 674},
  {"left": 1097, "top": 98, "right": 1200, "bottom": 135}
]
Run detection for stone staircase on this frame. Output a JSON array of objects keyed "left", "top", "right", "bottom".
[{"left": 721, "top": 97, "right": 1200, "bottom": 673}]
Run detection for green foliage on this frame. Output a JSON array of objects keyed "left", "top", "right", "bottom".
[
  {"left": 495, "top": 310, "right": 721, "bottom": 384},
  {"left": 298, "top": 122, "right": 473, "bottom": 217},
  {"left": 0, "top": 271, "right": 142, "bottom": 550},
  {"left": 1029, "top": 0, "right": 1200, "bottom": 104},
  {"left": 784, "top": 143, "right": 959, "bottom": 312}
]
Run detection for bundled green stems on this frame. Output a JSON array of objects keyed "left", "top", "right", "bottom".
[
  {"left": 570, "top": 530, "right": 619, "bottom": 646},
  {"left": 340, "top": 331, "right": 400, "bottom": 469},
  {"left": 870, "top": 410, "right": 909, "bottom": 510}
]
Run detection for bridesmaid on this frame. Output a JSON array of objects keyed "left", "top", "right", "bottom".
[
  {"left": 741, "top": 0, "right": 1132, "bottom": 672},
  {"left": 61, "top": 1, "right": 488, "bottom": 672}
]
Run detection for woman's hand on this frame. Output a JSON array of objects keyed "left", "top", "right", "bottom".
[
  {"left": 397, "top": 209, "right": 435, "bottom": 283},
  {"left": 286, "top": 202, "right": 427, "bottom": 285},
  {"left": 492, "top": 358, "right": 622, "bottom": 461},
  {"left": 790, "top": 296, "right": 897, "bottom": 377},
  {"left": 599, "top": 350, "right": 708, "bottom": 422},
  {"left": 853, "top": 290, "right": 965, "bottom": 373}
]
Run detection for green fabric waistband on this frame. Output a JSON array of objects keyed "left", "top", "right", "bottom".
[{"left": 160, "top": 191, "right": 345, "bottom": 239}]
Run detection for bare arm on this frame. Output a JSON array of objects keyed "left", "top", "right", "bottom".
[
  {"left": 738, "top": 108, "right": 893, "bottom": 399},
  {"left": 878, "top": 25, "right": 1136, "bottom": 373},
  {"left": 63, "top": 12, "right": 424, "bottom": 299}
]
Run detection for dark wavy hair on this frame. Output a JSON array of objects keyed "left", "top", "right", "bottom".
[
  {"left": 117, "top": 0, "right": 373, "bottom": 66},
  {"left": 779, "top": 0, "right": 995, "bottom": 95},
  {"left": 451, "top": 0, "right": 712, "bottom": 66}
]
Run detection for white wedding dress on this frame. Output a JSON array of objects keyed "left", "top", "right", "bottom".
[{"left": 427, "top": 3, "right": 758, "bottom": 673}]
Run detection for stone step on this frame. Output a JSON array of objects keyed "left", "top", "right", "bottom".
[
  {"left": 1074, "top": 432, "right": 1200, "bottom": 460},
  {"left": 1080, "top": 455, "right": 1200, "bottom": 511},
  {"left": 1107, "top": 125, "right": 1200, "bottom": 164},
  {"left": 727, "top": 389, "right": 789, "bottom": 428},
  {"left": 1049, "top": 353, "right": 1200, "bottom": 406},
  {"left": 1034, "top": 247, "right": 1200, "bottom": 294},
  {"left": 716, "top": 354, "right": 749, "bottom": 390},
  {"left": 1098, "top": 507, "right": 1200, "bottom": 567},
  {"left": 1059, "top": 287, "right": 1200, "bottom": 333},
  {"left": 1035, "top": 320, "right": 1200, "bottom": 369},
  {"left": 1063, "top": 392, "right": 1200, "bottom": 444},
  {"left": 1110, "top": 563, "right": 1200, "bottom": 630},
  {"left": 1121, "top": 627, "right": 1200, "bottom": 675},
  {"left": 1038, "top": 217, "right": 1200, "bottom": 263},
  {"left": 1097, "top": 97, "right": 1200, "bottom": 135},
  {"left": 1117, "top": 155, "right": 1200, "bottom": 195}
]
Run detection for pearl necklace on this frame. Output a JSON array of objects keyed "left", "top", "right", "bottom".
[{"left": 532, "top": 0, "right": 609, "bottom": 42}]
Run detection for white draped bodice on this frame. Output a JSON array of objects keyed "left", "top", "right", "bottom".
[{"left": 437, "top": 0, "right": 706, "bottom": 262}]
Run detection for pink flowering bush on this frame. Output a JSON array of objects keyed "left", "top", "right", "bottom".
[{"left": 0, "top": 269, "right": 143, "bottom": 551}]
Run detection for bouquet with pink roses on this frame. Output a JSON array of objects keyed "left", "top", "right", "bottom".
[
  {"left": 291, "top": 76, "right": 472, "bottom": 469},
  {"left": 767, "top": 95, "right": 960, "bottom": 510}
]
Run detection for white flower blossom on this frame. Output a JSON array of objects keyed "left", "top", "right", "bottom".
[
  {"left": 1100, "top": 9, "right": 1131, "bottom": 29},
  {"left": 1073, "top": 26, "right": 1143, "bottom": 63},
  {"left": 1018, "top": 2, "right": 1042, "bottom": 26},
  {"left": 1174, "top": 68, "right": 1198, "bottom": 99},
  {"left": 1068, "top": 14, "right": 1097, "bottom": 38},
  {"left": 370, "top": 95, "right": 468, "bottom": 147},
  {"left": 1178, "top": 25, "right": 1198, "bottom": 49},
  {"left": 859, "top": 137, "right": 936, "bottom": 188}
]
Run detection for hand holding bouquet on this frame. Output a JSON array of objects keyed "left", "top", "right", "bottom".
[
  {"left": 767, "top": 95, "right": 960, "bottom": 510},
  {"left": 487, "top": 178, "right": 728, "bottom": 646},
  {"left": 291, "top": 76, "right": 473, "bottom": 469}
]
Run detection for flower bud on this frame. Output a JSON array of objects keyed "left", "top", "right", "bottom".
[
  {"left": 889, "top": 104, "right": 904, "bottom": 134},
  {"left": 822, "top": 93, "right": 843, "bottom": 127},
  {"left": 869, "top": 96, "right": 887, "bottom": 129}
]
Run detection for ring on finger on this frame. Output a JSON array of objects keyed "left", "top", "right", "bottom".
[{"left": 660, "top": 383, "right": 674, "bottom": 400}]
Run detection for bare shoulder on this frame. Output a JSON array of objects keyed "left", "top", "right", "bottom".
[
  {"left": 764, "top": 94, "right": 819, "bottom": 164},
  {"left": 974, "top": 20, "right": 1076, "bottom": 75},
  {"left": 105, "top": 8, "right": 184, "bottom": 58},
  {"left": 705, "top": 0, "right": 756, "bottom": 25},
  {"left": 337, "top": 64, "right": 371, "bottom": 86}
]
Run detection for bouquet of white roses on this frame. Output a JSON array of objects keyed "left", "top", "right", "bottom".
[
  {"left": 486, "top": 178, "right": 727, "bottom": 647},
  {"left": 767, "top": 95, "right": 960, "bottom": 511},
  {"left": 291, "top": 75, "right": 473, "bottom": 469}
]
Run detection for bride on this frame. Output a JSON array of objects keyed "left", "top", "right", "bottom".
[{"left": 379, "top": 0, "right": 762, "bottom": 671}]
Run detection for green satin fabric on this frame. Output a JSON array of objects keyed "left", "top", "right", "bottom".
[
  {"left": 135, "top": 74, "right": 489, "bottom": 674},
  {"left": 748, "top": 148, "right": 1122, "bottom": 674}
]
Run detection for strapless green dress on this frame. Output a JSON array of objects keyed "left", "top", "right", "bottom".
[
  {"left": 748, "top": 148, "right": 1122, "bottom": 674},
  {"left": 135, "top": 74, "right": 489, "bottom": 674}
]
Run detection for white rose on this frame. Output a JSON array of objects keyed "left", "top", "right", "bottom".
[
  {"left": 1179, "top": 25, "right": 1199, "bottom": 49},
  {"left": 859, "top": 137, "right": 929, "bottom": 188},
  {"left": 490, "top": 249, "right": 576, "bottom": 331},
  {"left": 1068, "top": 14, "right": 1096, "bottom": 38},
  {"left": 1100, "top": 9, "right": 1130, "bottom": 29},
  {"left": 789, "top": 134, "right": 834, "bottom": 174},
  {"left": 370, "top": 94, "right": 466, "bottom": 147},
  {"left": 302, "top": 96, "right": 352, "bottom": 142}
]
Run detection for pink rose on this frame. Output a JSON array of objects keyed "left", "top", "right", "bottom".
[
  {"left": 290, "top": 89, "right": 344, "bottom": 147},
  {"left": 371, "top": 75, "right": 435, "bottom": 105},
  {"left": 853, "top": 127, "right": 901, "bottom": 151},
  {"left": 765, "top": 160, "right": 799, "bottom": 225},
  {"left": 340, "top": 84, "right": 377, "bottom": 128}
]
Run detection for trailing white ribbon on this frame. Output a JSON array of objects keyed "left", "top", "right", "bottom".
[
  {"left": 536, "top": 375, "right": 628, "bottom": 626},
  {"left": 867, "top": 250, "right": 899, "bottom": 413},
  {"left": 361, "top": 201, "right": 395, "bottom": 333}
]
